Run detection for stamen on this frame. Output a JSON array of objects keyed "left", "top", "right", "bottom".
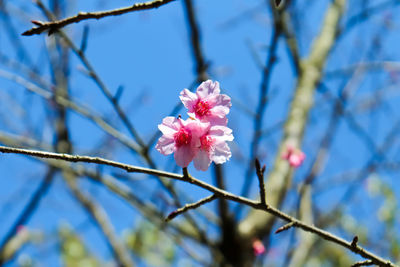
[
  {"left": 194, "top": 100, "right": 210, "bottom": 117},
  {"left": 200, "top": 135, "right": 213, "bottom": 151},
  {"left": 174, "top": 128, "right": 191, "bottom": 147}
]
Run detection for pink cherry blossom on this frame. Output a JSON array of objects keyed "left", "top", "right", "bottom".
[
  {"left": 156, "top": 116, "right": 209, "bottom": 168},
  {"left": 252, "top": 239, "right": 266, "bottom": 256},
  {"left": 282, "top": 145, "right": 305, "bottom": 168},
  {"left": 179, "top": 80, "right": 231, "bottom": 125},
  {"left": 156, "top": 116, "right": 233, "bottom": 171},
  {"left": 193, "top": 125, "right": 234, "bottom": 171}
]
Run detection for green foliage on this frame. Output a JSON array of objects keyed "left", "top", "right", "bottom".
[
  {"left": 58, "top": 224, "right": 100, "bottom": 267},
  {"left": 124, "top": 220, "right": 176, "bottom": 266}
]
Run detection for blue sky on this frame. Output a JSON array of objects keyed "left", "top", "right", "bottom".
[{"left": 1, "top": 0, "right": 400, "bottom": 265}]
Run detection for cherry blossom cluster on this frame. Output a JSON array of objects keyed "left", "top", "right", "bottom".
[{"left": 156, "top": 80, "right": 233, "bottom": 171}]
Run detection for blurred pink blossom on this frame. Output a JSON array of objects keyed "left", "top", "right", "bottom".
[
  {"left": 180, "top": 80, "right": 231, "bottom": 125},
  {"left": 252, "top": 239, "right": 266, "bottom": 256},
  {"left": 282, "top": 145, "right": 305, "bottom": 168}
]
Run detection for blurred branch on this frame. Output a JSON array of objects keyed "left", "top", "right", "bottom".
[
  {"left": 0, "top": 69, "right": 142, "bottom": 153},
  {"left": 287, "top": 187, "right": 316, "bottom": 267},
  {"left": 0, "top": 2, "right": 33, "bottom": 64},
  {"left": 342, "top": 0, "right": 400, "bottom": 36},
  {"left": 34, "top": 0, "right": 147, "bottom": 151},
  {"left": 325, "top": 61, "right": 400, "bottom": 78},
  {"left": 0, "top": 145, "right": 396, "bottom": 266},
  {"left": 182, "top": 0, "right": 208, "bottom": 82},
  {"left": 271, "top": 0, "right": 301, "bottom": 74},
  {"left": 239, "top": 5, "right": 281, "bottom": 205},
  {"left": 33, "top": 4, "right": 199, "bottom": 234},
  {"left": 182, "top": 1, "right": 234, "bottom": 261},
  {"left": 0, "top": 136, "right": 206, "bottom": 246},
  {"left": 22, "top": 0, "right": 176, "bottom": 36},
  {"left": 63, "top": 172, "right": 135, "bottom": 267},
  {"left": 239, "top": 0, "right": 347, "bottom": 241},
  {"left": 0, "top": 168, "right": 55, "bottom": 252},
  {"left": 0, "top": 227, "right": 30, "bottom": 265}
]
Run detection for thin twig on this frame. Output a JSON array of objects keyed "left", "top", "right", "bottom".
[
  {"left": 350, "top": 260, "right": 374, "bottom": 267},
  {"left": 239, "top": 0, "right": 347, "bottom": 242},
  {"left": 275, "top": 222, "right": 295, "bottom": 234},
  {"left": 239, "top": 11, "right": 281, "bottom": 207},
  {"left": 33, "top": 5, "right": 197, "bottom": 234},
  {"left": 255, "top": 159, "right": 266, "bottom": 205},
  {"left": 22, "top": 0, "right": 176, "bottom": 36},
  {"left": 0, "top": 69, "right": 142, "bottom": 153},
  {"left": 182, "top": 0, "right": 208, "bottom": 82},
  {"left": 34, "top": 0, "right": 147, "bottom": 151},
  {"left": 0, "top": 145, "right": 397, "bottom": 266},
  {"left": 0, "top": 145, "right": 181, "bottom": 179},
  {"left": 166, "top": 194, "right": 217, "bottom": 222}
]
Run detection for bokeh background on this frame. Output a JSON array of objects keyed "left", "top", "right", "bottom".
[{"left": 0, "top": 0, "right": 400, "bottom": 266}]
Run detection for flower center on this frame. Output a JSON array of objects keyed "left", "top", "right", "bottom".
[
  {"left": 200, "top": 135, "right": 213, "bottom": 151},
  {"left": 174, "top": 128, "right": 191, "bottom": 147},
  {"left": 194, "top": 100, "right": 210, "bottom": 117}
]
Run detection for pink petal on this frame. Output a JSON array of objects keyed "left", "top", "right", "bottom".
[
  {"left": 193, "top": 150, "right": 211, "bottom": 171},
  {"left": 210, "top": 105, "right": 230, "bottom": 118},
  {"left": 186, "top": 120, "right": 210, "bottom": 146},
  {"left": 211, "top": 141, "right": 231, "bottom": 164},
  {"left": 289, "top": 157, "right": 301, "bottom": 167},
  {"left": 206, "top": 116, "right": 228, "bottom": 126},
  {"left": 209, "top": 126, "right": 234, "bottom": 142},
  {"left": 216, "top": 94, "right": 231, "bottom": 109},
  {"left": 174, "top": 145, "right": 195, "bottom": 167},
  {"left": 179, "top": 89, "right": 198, "bottom": 111},
  {"left": 155, "top": 136, "right": 175, "bottom": 155},
  {"left": 158, "top": 117, "right": 179, "bottom": 138},
  {"left": 196, "top": 80, "right": 220, "bottom": 99}
]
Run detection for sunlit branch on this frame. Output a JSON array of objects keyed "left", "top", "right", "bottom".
[
  {"left": 22, "top": 0, "right": 176, "bottom": 36},
  {"left": 0, "top": 145, "right": 397, "bottom": 266},
  {"left": 166, "top": 194, "right": 217, "bottom": 222}
]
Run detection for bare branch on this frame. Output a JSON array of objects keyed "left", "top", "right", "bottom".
[
  {"left": 239, "top": 0, "right": 347, "bottom": 241},
  {"left": 275, "top": 222, "right": 295, "bottom": 234},
  {"left": 0, "top": 145, "right": 397, "bottom": 266},
  {"left": 255, "top": 159, "right": 267, "bottom": 205},
  {"left": 351, "top": 260, "right": 374, "bottom": 267},
  {"left": 166, "top": 194, "right": 217, "bottom": 222},
  {"left": 22, "top": 0, "right": 176, "bottom": 36}
]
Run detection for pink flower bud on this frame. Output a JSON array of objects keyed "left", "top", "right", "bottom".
[
  {"left": 282, "top": 145, "right": 305, "bottom": 168},
  {"left": 252, "top": 239, "right": 266, "bottom": 256}
]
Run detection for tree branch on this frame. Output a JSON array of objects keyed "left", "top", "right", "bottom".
[
  {"left": 166, "top": 194, "right": 217, "bottom": 221},
  {"left": 0, "top": 145, "right": 397, "bottom": 266},
  {"left": 238, "top": 0, "right": 347, "bottom": 241},
  {"left": 22, "top": 0, "right": 176, "bottom": 36}
]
